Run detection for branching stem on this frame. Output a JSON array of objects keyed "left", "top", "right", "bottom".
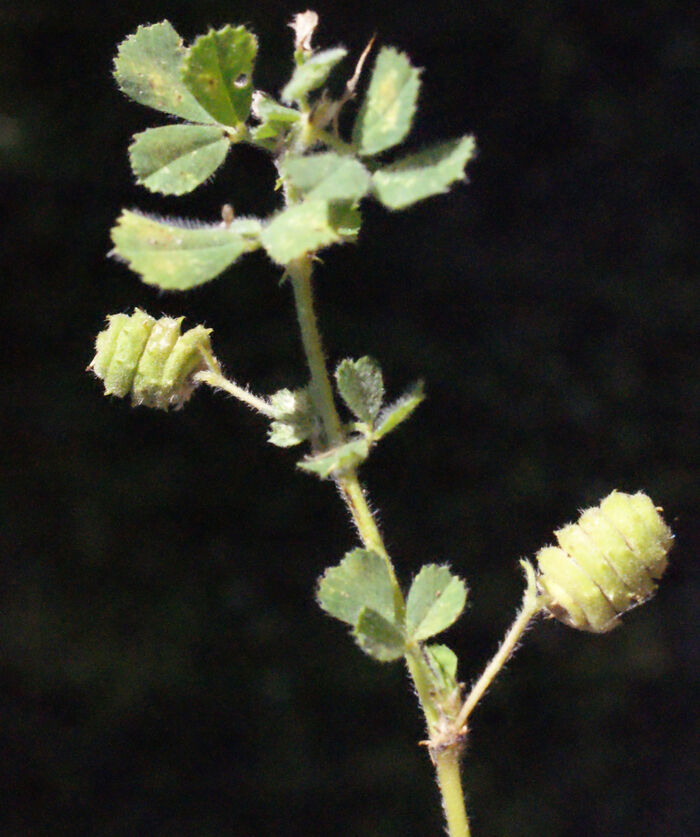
[
  {"left": 287, "top": 249, "right": 470, "bottom": 837},
  {"left": 455, "top": 563, "right": 542, "bottom": 731}
]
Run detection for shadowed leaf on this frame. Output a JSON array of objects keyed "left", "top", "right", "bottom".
[
  {"left": 406, "top": 564, "right": 467, "bottom": 641},
  {"left": 182, "top": 26, "right": 258, "bottom": 127},
  {"left": 129, "top": 125, "right": 230, "bottom": 195},
  {"left": 298, "top": 437, "right": 369, "bottom": 478},
  {"left": 335, "top": 357, "right": 384, "bottom": 424},
  {"left": 355, "top": 607, "right": 406, "bottom": 661},
  {"left": 317, "top": 548, "right": 396, "bottom": 626}
]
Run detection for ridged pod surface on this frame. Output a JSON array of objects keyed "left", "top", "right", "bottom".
[
  {"left": 90, "top": 309, "right": 213, "bottom": 409},
  {"left": 536, "top": 491, "right": 673, "bottom": 632}
]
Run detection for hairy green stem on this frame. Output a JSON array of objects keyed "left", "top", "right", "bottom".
[
  {"left": 287, "top": 256, "right": 344, "bottom": 447},
  {"left": 287, "top": 250, "right": 470, "bottom": 837},
  {"left": 455, "top": 566, "right": 541, "bottom": 731},
  {"left": 435, "top": 750, "right": 471, "bottom": 837},
  {"left": 196, "top": 369, "right": 277, "bottom": 417}
]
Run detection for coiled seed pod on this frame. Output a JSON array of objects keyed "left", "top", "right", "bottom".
[
  {"left": 90, "top": 309, "right": 213, "bottom": 409},
  {"left": 536, "top": 490, "right": 673, "bottom": 633}
]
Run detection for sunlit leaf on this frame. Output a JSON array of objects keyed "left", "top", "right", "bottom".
[
  {"left": 353, "top": 47, "right": 420, "bottom": 156},
  {"left": 281, "top": 152, "right": 371, "bottom": 202},
  {"left": 267, "top": 387, "right": 316, "bottom": 448},
  {"left": 111, "top": 210, "right": 262, "bottom": 290},
  {"left": 282, "top": 47, "right": 347, "bottom": 104},
  {"left": 260, "top": 199, "right": 346, "bottom": 264},
  {"left": 374, "top": 382, "right": 424, "bottom": 439},
  {"left": 372, "top": 136, "right": 477, "bottom": 209},
  {"left": 114, "top": 21, "right": 215, "bottom": 123}
]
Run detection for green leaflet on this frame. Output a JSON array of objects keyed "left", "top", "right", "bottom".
[
  {"left": 372, "top": 135, "right": 477, "bottom": 209},
  {"left": 374, "top": 382, "right": 424, "bottom": 440},
  {"left": 335, "top": 357, "right": 384, "bottom": 424},
  {"left": 250, "top": 95, "right": 300, "bottom": 146},
  {"left": 406, "top": 564, "right": 467, "bottom": 642},
  {"left": 330, "top": 202, "right": 362, "bottom": 240},
  {"left": 260, "top": 200, "right": 349, "bottom": 265},
  {"left": 317, "top": 548, "right": 396, "bottom": 626},
  {"left": 354, "top": 607, "right": 406, "bottom": 662},
  {"left": 282, "top": 47, "right": 347, "bottom": 104},
  {"left": 424, "top": 644, "right": 459, "bottom": 692},
  {"left": 182, "top": 26, "right": 258, "bottom": 127},
  {"left": 129, "top": 125, "right": 230, "bottom": 195},
  {"left": 267, "top": 387, "right": 316, "bottom": 448},
  {"left": 114, "top": 22, "right": 215, "bottom": 123},
  {"left": 298, "top": 437, "right": 369, "bottom": 478},
  {"left": 353, "top": 47, "right": 421, "bottom": 156},
  {"left": 280, "top": 152, "right": 371, "bottom": 202},
  {"left": 111, "top": 210, "right": 262, "bottom": 290}
]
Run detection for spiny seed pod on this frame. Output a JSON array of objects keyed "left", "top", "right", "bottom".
[
  {"left": 536, "top": 490, "right": 673, "bottom": 633},
  {"left": 89, "top": 309, "right": 213, "bottom": 409}
]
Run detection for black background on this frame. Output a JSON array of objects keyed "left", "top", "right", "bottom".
[{"left": 1, "top": 1, "right": 697, "bottom": 835}]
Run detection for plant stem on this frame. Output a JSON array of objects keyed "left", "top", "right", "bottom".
[
  {"left": 435, "top": 749, "right": 471, "bottom": 837},
  {"left": 455, "top": 566, "right": 541, "bottom": 732},
  {"left": 287, "top": 256, "right": 343, "bottom": 447},
  {"left": 287, "top": 250, "right": 470, "bottom": 837},
  {"left": 196, "top": 369, "right": 277, "bottom": 417}
]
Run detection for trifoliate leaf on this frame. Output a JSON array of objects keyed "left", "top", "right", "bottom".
[
  {"left": 111, "top": 210, "right": 262, "bottom": 290},
  {"left": 424, "top": 644, "right": 459, "bottom": 692},
  {"left": 406, "top": 564, "right": 467, "bottom": 642},
  {"left": 353, "top": 47, "right": 421, "bottom": 156},
  {"left": 335, "top": 357, "right": 384, "bottom": 424},
  {"left": 317, "top": 548, "right": 396, "bottom": 626},
  {"left": 354, "top": 607, "right": 406, "bottom": 661},
  {"left": 372, "top": 135, "right": 477, "bottom": 209},
  {"left": 181, "top": 26, "right": 257, "bottom": 127},
  {"left": 129, "top": 125, "right": 230, "bottom": 195},
  {"left": 282, "top": 47, "right": 347, "bottom": 104},
  {"left": 260, "top": 200, "right": 348, "bottom": 264},
  {"left": 297, "top": 437, "right": 370, "bottom": 478},
  {"left": 374, "top": 382, "right": 424, "bottom": 439},
  {"left": 114, "top": 22, "right": 215, "bottom": 123},
  {"left": 267, "top": 387, "right": 316, "bottom": 447},
  {"left": 280, "top": 152, "right": 371, "bottom": 202}
]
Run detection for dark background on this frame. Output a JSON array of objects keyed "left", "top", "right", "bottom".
[{"left": 1, "top": 1, "right": 697, "bottom": 835}]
